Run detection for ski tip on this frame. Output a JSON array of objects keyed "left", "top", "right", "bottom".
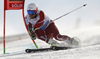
[{"left": 25, "top": 49, "right": 31, "bottom": 53}]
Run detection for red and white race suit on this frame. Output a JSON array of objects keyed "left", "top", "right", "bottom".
[{"left": 25, "top": 10, "right": 70, "bottom": 43}]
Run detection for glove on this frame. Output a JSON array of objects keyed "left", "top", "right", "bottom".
[
  {"left": 31, "top": 34, "right": 36, "bottom": 40},
  {"left": 29, "top": 28, "right": 36, "bottom": 40}
]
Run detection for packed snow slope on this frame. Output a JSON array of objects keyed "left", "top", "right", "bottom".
[{"left": 0, "top": 26, "right": 100, "bottom": 59}]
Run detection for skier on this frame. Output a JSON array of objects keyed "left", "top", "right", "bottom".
[{"left": 25, "top": 3, "right": 80, "bottom": 47}]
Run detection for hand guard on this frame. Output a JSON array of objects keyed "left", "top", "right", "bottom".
[{"left": 29, "top": 28, "right": 36, "bottom": 40}]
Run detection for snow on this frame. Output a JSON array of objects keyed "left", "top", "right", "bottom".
[{"left": 0, "top": 26, "right": 100, "bottom": 59}]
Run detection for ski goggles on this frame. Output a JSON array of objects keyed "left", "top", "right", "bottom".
[{"left": 27, "top": 10, "right": 36, "bottom": 15}]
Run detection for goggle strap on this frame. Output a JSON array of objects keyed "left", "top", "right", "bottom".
[{"left": 35, "top": 8, "right": 38, "bottom": 12}]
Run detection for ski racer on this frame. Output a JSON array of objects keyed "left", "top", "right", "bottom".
[{"left": 25, "top": 3, "right": 80, "bottom": 47}]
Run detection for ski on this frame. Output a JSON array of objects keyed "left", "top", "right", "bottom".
[{"left": 25, "top": 46, "right": 71, "bottom": 53}]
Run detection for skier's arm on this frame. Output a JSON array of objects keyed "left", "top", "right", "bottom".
[
  {"left": 25, "top": 17, "right": 36, "bottom": 40},
  {"left": 34, "top": 10, "right": 45, "bottom": 29},
  {"left": 28, "top": 23, "right": 36, "bottom": 40}
]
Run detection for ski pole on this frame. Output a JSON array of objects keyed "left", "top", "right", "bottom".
[
  {"left": 35, "top": 4, "right": 87, "bottom": 30},
  {"left": 52, "top": 4, "right": 87, "bottom": 22}
]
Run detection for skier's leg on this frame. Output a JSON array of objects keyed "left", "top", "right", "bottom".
[
  {"left": 35, "top": 29, "right": 49, "bottom": 42},
  {"left": 45, "top": 22, "right": 70, "bottom": 41},
  {"left": 45, "top": 22, "right": 80, "bottom": 47}
]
